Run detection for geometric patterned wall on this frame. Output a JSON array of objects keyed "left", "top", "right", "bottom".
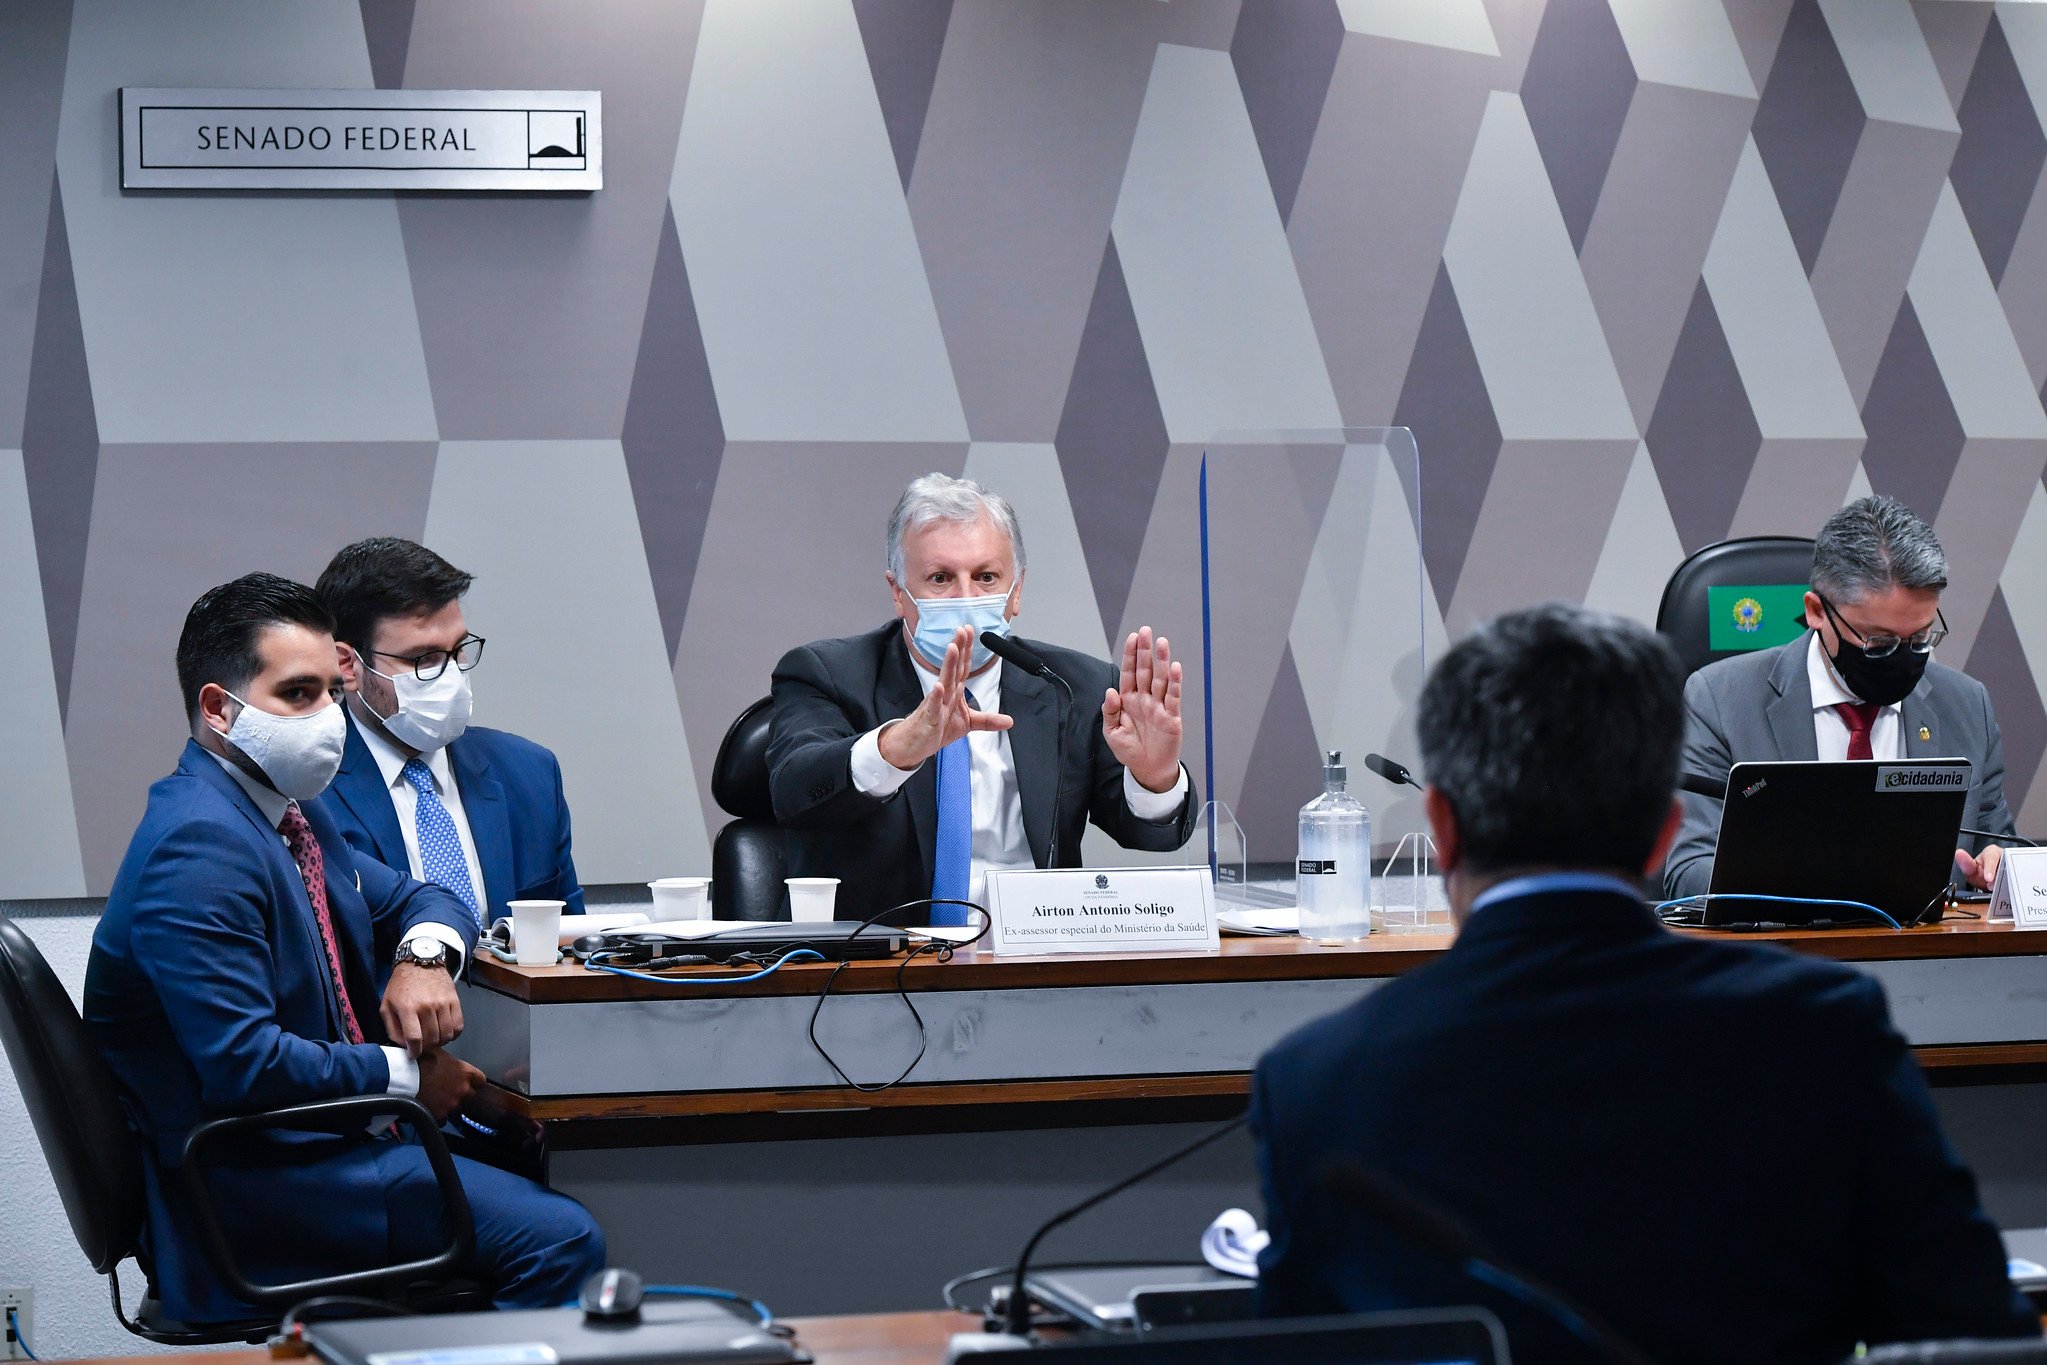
[{"left": 5, "top": 0, "right": 2047, "bottom": 899}]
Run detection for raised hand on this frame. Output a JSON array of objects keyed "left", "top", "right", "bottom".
[
  {"left": 878, "top": 624, "right": 1014, "bottom": 770},
  {"left": 1102, "top": 626, "right": 1183, "bottom": 793}
]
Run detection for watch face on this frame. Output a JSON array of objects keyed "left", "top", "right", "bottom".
[{"left": 405, "top": 935, "right": 443, "bottom": 961}]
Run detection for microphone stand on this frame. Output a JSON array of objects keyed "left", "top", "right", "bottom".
[{"left": 981, "top": 632, "right": 1074, "bottom": 868}]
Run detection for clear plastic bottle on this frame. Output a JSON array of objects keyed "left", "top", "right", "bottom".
[{"left": 1297, "top": 750, "right": 1372, "bottom": 941}]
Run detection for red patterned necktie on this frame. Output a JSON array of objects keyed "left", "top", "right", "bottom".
[
  {"left": 277, "top": 803, "right": 366, "bottom": 1045},
  {"left": 1834, "top": 702, "right": 1881, "bottom": 762}
]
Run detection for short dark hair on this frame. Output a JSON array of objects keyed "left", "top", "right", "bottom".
[
  {"left": 1811, "top": 494, "right": 1948, "bottom": 603},
  {"left": 315, "top": 537, "right": 475, "bottom": 654},
  {"left": 176, "top": 573, "right": 335, "bottom": 722},
  {"left": 1416, "top": 604, "right": 1685, "bottom": 877}
]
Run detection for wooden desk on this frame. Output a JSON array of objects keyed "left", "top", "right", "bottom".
[{"left": 454, "top": 918, "right": 2047, "bottom": 1132}]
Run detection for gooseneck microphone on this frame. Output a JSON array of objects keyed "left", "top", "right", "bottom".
[
  {"left": 979, "top": 631, "right": 1073, "bottom": 868},
  {"left": 1320, "top": 1163, "right": 1658, "bottom": 1365},
  {"left": 1003, "top": 1115, "right": 1247, "bottom": 1339},
  {"left": 1363, "top": 752, "right": 1424, "bottom": 791}
]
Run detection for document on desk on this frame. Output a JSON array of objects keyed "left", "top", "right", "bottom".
[{"left": 1216, "top": 906, "right": 1299, "bottom": 936}]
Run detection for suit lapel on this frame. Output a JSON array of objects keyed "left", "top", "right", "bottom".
[
  {"left": 1765, "top": 636, "right": 1819, "bottom": 761},
  {"left": 332, "top": 718, "right": 407, "bottom": 867},
  {"left": 877, "top": 633, "right": 938, "bottom": 882},
  {"left": 449, "top": 738, "right": 511, "bottom": 920},
  {"left": 1002, "top": 663, "right": 1058, "bottom": 867}
]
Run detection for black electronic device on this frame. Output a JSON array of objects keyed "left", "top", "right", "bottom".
[
  {"left": 1019, "top": 1265, "right": 1246, "bottom": 1331},
  {"left": 605, "top": 920, "right": 908, "bottom": 963},
  {"left": 306, "top": 1298, "right": 796, "bottom": 1365},
  {"left": 979, "top": 1308, "right": 1507, "bottom": 1362},
  {"left": 1703, "top": 758, "right": 1970, "bottom": 926}
]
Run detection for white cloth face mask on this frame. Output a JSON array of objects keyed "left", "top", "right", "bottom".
[
  {"left": 222, "top": 692, "right": 348, "bottom": 800},
  {"left": 368, "top": 661, "right": 473, "bottom": 752}
]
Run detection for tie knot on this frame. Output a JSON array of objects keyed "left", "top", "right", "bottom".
[
  {"left": 400, "top": 758, "right": 436, "bottom": 795},
  {"left": 1834, "top": 701, "right": 1881, "bottom": 735},
  {"left": 277, "top": 801, "right": 312, "bottom": 847}
]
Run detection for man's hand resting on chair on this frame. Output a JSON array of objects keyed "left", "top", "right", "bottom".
[{"left": 417, "top": 1049, "right": 484, "bottom": 1121}]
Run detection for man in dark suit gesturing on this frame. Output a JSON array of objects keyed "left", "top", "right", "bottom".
[
  {"left": 314, "top": 538, "right": 583, "bottom": 935},
  {"left": 1665, "top": 495, "right": 2017, "bottom": 900},
  {"left": 1252, "top": 604, "right": 2033, "bottom": 1362},
  {"left": 769, "top": 473, "right": 1198, "bottom": 923},
  {"left": 86, "top": 575, "right": 602, "bottom": 1325}
]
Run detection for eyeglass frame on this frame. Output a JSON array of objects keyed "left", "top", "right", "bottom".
[
  {"left": 368, "top": 634, "right": 487, "bottom": 681},
  {"left": 1813, "top": 594, "right": 1946, "bottom": 659}
]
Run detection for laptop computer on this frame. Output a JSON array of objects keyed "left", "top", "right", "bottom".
[
  {"left": 1703, "top": 758, "right": 1970, "bottom": 927},
  {"left": 307, "top": 1298, "right": 796, "bottom": 1365},
  {"left": 1008, "top": 1307, "right": 1507, "bottom": 1362}
]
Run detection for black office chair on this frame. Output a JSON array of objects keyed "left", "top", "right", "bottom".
[
  {"left": 0, "top": 915, "right": 489, "bottom": 1346},
  {"left": 712, "top": 696, "right": 791, "bottom": 920},
  {"left": 1655, "top": 535, "right": 1816, "bottom": 677}
]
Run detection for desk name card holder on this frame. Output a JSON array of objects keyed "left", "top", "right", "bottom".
[
  {"left": 984, "top": 866, "right": 1218, "bottom": 956},
  {"left": 1989, "top": 847, "right": 2047, "bottom": 929}
]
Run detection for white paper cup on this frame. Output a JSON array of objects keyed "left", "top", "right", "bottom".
[
  {"left": 508, "top": 899, "right": 567, "bottom": 966},
  {"left": 647, "top": 877, "right": 711, "bottom": 921},
  {"left": 785, "top": 877, "right": 841, "bottom": 922}
]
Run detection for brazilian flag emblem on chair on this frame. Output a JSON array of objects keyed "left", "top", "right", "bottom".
[{"left": 1706, "top": 584, "right": 1808, "bottom": 653}]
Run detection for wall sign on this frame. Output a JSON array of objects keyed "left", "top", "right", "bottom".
[
  {"left": 1988, "top": 847, "right": 2047, "bottom": 929},
  {"left": 120, "top": 89, "right": 601, "bottom": 191},
  {"left": 984, "top": 866, "right": 1218, "bottom": 956}
]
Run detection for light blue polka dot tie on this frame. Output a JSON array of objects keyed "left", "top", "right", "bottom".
[{"left": 401, "top": 758, "right": 482, "bottom": 930}]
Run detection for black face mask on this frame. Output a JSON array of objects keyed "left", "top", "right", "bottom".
[{"left": 1818, "top": 596, "right": 1933, "bottom": 707}]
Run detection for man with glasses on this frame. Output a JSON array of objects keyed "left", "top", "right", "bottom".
[
  {"left": 1665, "top": 495, "right": 2017, "bottom": 898},
  {"left": 314, "top": 538, "right": 583, "bottom": 944}
]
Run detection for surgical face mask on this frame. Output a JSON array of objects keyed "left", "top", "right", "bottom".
[
  {"left": 907, "top": 592, "right": 1012, "bottom": 671},
  {"left": 221, "top": 692, "right": 347, "bottom": 800},
  {"left": 368, "top": 661, "right": 472, "bottom": 752}
]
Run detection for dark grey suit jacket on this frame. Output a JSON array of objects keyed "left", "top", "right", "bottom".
[
  {"left": 767, "top": 622, "right": 1199, "bottom": 924},
  {"left": 1663, "top": 632, "right": 2016, "bottom": 899}
]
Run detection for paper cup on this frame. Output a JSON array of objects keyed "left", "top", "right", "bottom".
[
  {"left": 648, "top": 877, "right": 711, "bottom": 921},
  {"left": 508, "top": 899, "right": 567, "bottom": 966},
  {"left": 785, "top": 877, "right": 841, "bottom": 922}
]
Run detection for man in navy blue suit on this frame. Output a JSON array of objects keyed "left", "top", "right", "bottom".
[
  {"left": 86, "top": 575, "right": 603, "bottom": 1324},
  {"left": 312, "top": 538, "right": 581, "bottom": 937},
  {"left": 1252, "top": 604, "right": 2034, "bottom": 1362}
]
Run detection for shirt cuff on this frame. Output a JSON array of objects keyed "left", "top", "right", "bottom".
[
  {"left": 381, "top": 1045, "right": 420, "bottom": 1096},
  {"left": 1124, "top": 764, "right": 1190, "bottom": 821},
  {"left": 409, "top": 920, "right": 468, "bottom": 974},
  {"left": 850, "top": 723, "right": 919, "bottom": 797}
]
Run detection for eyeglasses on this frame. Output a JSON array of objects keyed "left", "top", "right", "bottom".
[
  {"left": 1816, "top": 595, "right": 1946, "bottom": 659},
  {"left": 371, "top": 634, "right": 485, "bottom": 681}
]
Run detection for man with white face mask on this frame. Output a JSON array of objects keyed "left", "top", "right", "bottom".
[
  {"left": 86, "top": 574, "right": 604, "bottom": 1325},
  {"left": 769, "top": 473, "right": 1199, "bottom": 924},
  {"left": 313, "top": 538, "right": 583, "bottom": 936}
]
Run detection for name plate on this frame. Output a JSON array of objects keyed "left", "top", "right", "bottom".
[
  {"left": 120, "top": 89, "right": 601, "bottom": 191},
  {"left": 1989, "top": 847, "right": 2047, "bottom": 929},
  {"left": 984, "top": 866, "right": 1217, "bottom": 956}
]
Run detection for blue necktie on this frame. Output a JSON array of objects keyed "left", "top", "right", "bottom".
[
  {"left": 929, "top": 690, "right": 975, "bottom": 926},
  {"left": 400, "top": 758, "right": 482, "bottom": 930}
]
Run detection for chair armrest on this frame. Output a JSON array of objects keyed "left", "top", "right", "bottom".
[{"left": 176, "top": 1095, "right": 475, "bottom": 1310}]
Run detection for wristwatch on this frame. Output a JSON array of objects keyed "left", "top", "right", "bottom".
[{"left": 394, "top": 933, "right": 449, "bottom": 972}]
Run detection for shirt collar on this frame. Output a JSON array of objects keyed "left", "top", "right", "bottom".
[
  {"left": 353, "top": 704, "right": 454, "bottom": 793},
  {"left": 1806, "top": 630, "right": 1897, "bottom": 714},
  {"left": 1470, "top": 871, "right": 1647, "bottom": 915},
  {"left": 909, "top": 653, "right": 1004, "bottom": 710},
  {"left": 207, "top": 749, "right": 293, "bottom": 828}
]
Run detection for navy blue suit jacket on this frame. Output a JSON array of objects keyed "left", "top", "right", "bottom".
[
  {"left": 86, "top": 740, "right": 478, "bottom": 1321},
  {"left": 315, "top": 715, "right": 583, "bottom": 927},
  {"left": 1251, "top": 886, "right": 2034, "bottom": 1364}
]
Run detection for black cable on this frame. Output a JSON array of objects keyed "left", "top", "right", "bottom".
[
  {"left": 279, "top": 1295, "right": 413, "bottom": 1339},
  {"left": 806, "top": 897, "right": 990, "bottom": 1093},
  {"left": 941, "top": 1260, "right": 1190, "bottom": 1314}
]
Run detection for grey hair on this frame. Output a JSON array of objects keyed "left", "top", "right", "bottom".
[
  {"left": 885, "top": 473, "right": 1027, "bottom": 583},
  {"left": 1810, "top": 494, "right": 1948, "bottom": 604}
]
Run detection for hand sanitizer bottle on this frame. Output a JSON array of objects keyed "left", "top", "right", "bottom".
[{"left": 1298, "top": 750, "right": 1372, "bottom": 941}]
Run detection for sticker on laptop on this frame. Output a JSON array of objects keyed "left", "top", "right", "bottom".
[{"left": 1874, "top": 765, "right": 1968, "bottom": 792}]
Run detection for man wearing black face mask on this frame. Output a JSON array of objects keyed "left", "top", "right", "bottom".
[{"left": 1664, "top": 495, "right": 2018, "bottom": 899}]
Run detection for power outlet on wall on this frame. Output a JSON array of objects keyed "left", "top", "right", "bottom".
[{"left": 0, "top": 1288, "right": 30, "bottom": 1362}]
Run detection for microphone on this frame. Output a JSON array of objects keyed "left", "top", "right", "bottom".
[
  {"left": 1363, "top": 752, "right": 1424, "bottom": 791},
  {"left": 1961, "top": 828, "right": 2041, "bottom": 849},
  {"left": 981, "top": 631, "right": 1073, "bottom": 868},
  {"left": 1000, "top": 1115, "right": 1247, "bottom": 1339},
  {"left": 1675, "top": 772, "right": 1725, "bottom": 800},
  {"left": 1319, "top": 1163, "right": 1657, "bottom": 1365}
]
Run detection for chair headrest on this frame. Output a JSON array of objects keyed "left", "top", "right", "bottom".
[
  {"left": 712, "top": 696, "right": 777, "bottom": 821},
  {"left": 0, "top": 915, "right": 145, "bottom": 1274},
  {"left": 1656, "top": 536, "right": 1815, "bottom": 677}
]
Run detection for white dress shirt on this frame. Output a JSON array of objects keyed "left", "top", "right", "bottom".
[
  {"left": 1806, "top": 632, "right": 1903, "bottom": 761},
  {"left": 847, "top": 654, "right": 1190, "bottom": 907},
  {"left": 207, "top": 750, "right": 423, "bottom": 1096},
  {"left": 353, "top": 714, "right": 491, "bottom": 925}
]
